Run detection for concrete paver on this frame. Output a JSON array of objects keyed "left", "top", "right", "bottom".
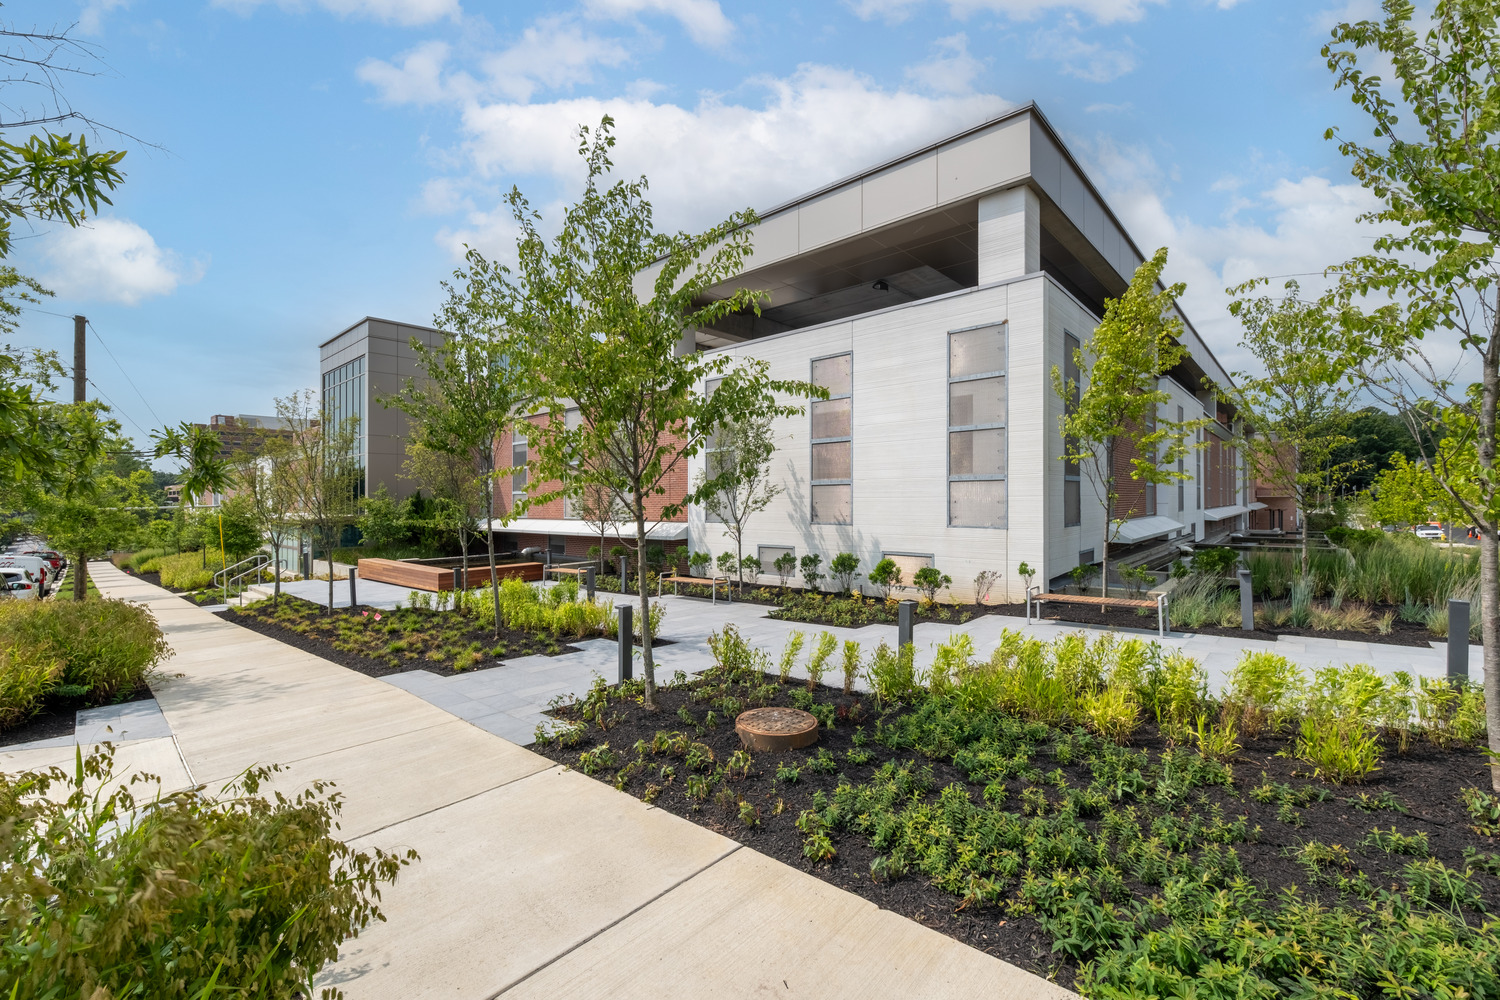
[{"left": 502, "top": 846, "right": 1071, "bottom": 1000}]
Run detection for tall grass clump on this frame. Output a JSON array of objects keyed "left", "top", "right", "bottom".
[
  {"left": 0, "top": 745, "right": 416, "bottom": 996},
  {"left": 154, "top": 549, "right": 231, "bottom": 590},
  {"left": 470, "top": 577, "right": 619, "bottom": 638},
  {"left": 0, "top": 599, "right": 171, "bottom": 728}
]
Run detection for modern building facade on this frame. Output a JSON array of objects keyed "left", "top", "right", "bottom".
[
  {"left": 318, "top": 317, "right": 448, "bottom": 499},
  {"left": 659, "top": 104, "right": 1250, "bottom": 601}
]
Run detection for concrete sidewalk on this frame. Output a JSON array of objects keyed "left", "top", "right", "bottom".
[{"left": 63, "top": 562, "right": 1069, "bottom": 1000}]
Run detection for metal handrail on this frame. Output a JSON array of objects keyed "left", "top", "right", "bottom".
[{"left": 214, "top": 552, "right": 271, "bottom": 602}]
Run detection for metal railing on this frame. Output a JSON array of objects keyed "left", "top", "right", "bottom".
[{"left": 214, "top": 552, "right": 271, "bottom": 604}]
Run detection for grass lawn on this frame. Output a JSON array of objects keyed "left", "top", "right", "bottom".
[{"left": 535, "top": 626, "right": 1500, "bottom": 995}]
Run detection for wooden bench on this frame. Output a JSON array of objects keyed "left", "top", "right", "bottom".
[
  {"left": 658, "top": 574, "right": 732, "bottom": 604},
  {"left": 1026, "top": 587, "right": 1169, "bottom": 637},
  {"left": 544, "top": 564, "right": 592, "bottom": 583}
]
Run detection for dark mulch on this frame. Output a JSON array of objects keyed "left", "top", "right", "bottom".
[
  {"left": 984, "top": 600, "right": 1442, "bottom": 647},
  {"left": 1, "top": 684, "right": 154, "bottom": 750},
  {"left": 219, "top": 596, "right": 671, "bottom": 680},
  {"left": 534, "top": 677, "right": 1499, "bottom": 986}
]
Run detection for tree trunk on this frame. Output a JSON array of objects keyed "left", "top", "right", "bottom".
[
  {"left": 73, "top": 551, "right": 86, "bottom": 600},
  {"left": 1299, "top": 496, "right": 1310, "bottom": 578},
  {"left": 1480, "top": 303, "right": 1500, "bottom": 792},
  {"left": 487, "top": 457, "right": 501, "bottom": 638},
  {"left": 636, "top": 506, "right": 656, "bottom": 710},
  {"left": 735, "top": 531, "right": 744, "bottom": 595},
  {"left": 326, "top": 530, "right": 334, "bottom": 614}
]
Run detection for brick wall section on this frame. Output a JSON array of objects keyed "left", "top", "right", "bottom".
[{"left": 493, "top": 418, "right": 690, "bottom": 526}]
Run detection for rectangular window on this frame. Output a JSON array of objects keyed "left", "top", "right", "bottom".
[
  {"left": 1177, "top": 405, "right": 1185, "bottom": 511},
  {"left": 1063, "top": 332, "right": 1081, "bottom": 526},
  {"left": 758, "top": 545, "right": 794, "bottom": 570},
  {"left": 811, "top": 353, "right": 852, "bottom": 525},
  {"left": 321, "top": 354, "right": 367, "bottom": 496},
  {"left": 1079, "top": 549, "right": 1095, "bottom": 566},
  {"left": 949, "top": 323, "right": 1007, "bottom": 528},
  {"left": 811, "top": 484, "right": 852, "bottom": 524},
  {"left": 883, "top": 552, "right": 933, "bottom": 591},
  {"left": 512, "top": 427, "right": 528, "bottom": 509}
]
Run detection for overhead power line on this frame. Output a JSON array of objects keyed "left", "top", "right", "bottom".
[{"left": 87, "top": 318, "right": 163, "bottom": 427}]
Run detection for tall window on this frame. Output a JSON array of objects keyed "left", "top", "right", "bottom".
[
  {"left": 1177, "top": 404, "right": 1185, "bottom": 511},
  {"left": 810, "top": 354, "right": 852, "bottom": 524},
  {"left": 1063, "top": 332, "right": 1081, "bottom": 527},
  {"left": 703, "top": 378, "right": 726, "bottom": 523},
  {"left": 949, "top": 323, "right": 1007, "bottom": 528},
  {"left": 1195, "top": 425, "right": 1203, "bottom": 509},
  {"left": 321, "top": 355, "right": 366, "bottom": 495},
  {"left": 512, "top": 426, "right": 528, "bottom": 513}
]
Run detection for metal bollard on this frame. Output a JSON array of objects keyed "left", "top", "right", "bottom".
[
  {"left": 1238, "top": 568, "right": 1254, "bottom": 631},
  {"left": 349, "top": 567, "right": 358, "bottom": 609},
  {"left": 586, "top": 565, "right": 596, "bottom": 601},
  {"left": 617, "top": 555, "right": 627, "bottom": 591},
  {"left": 898, "top": 600, "right": 915, "bottom": 649},
  {"left": 453, "top": 566, "right": 462, "bottom": 594},
  {"left": 1448, "top": 599, "right": 1470, "bottom": 681},
  {"left": 618, "top": 604, "right": 633, "bottom": 682}
]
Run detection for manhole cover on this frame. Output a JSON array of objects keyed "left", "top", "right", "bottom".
[{"left": 735, "top": 706, "right": 820, "bottom": 751}]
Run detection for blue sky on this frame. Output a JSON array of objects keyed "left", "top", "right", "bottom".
[{"left": 7, "top": 0, "right": 1385, "bottom": 450}]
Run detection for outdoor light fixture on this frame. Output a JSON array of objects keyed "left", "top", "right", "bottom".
[{"left": 872, "top": 279, "right": 889, "bottom": 291}]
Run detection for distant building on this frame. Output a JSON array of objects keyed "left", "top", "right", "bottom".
[
  {"left": 192, "top": 414, "right": 295, "bottom": 462},
  {"left": 319, "top": 317, "right": 447, "bottom": 499}
]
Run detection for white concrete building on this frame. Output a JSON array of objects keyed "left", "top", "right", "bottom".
[{"left": 668, "top": 105, "right": 1250, "bottom": 602}]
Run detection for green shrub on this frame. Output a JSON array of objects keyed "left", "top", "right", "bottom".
[
  {"left": 867, "top": 640, "right": 918, "bottom": 705},
  {"left": 154, "top": 549, "right": 229, "bottom": 590},
  {"left": 868, "top": 558, "right": 901, "bottom": 599},
  {"left": 1190, "top": 547, "right": 1239, "bottom": 577},
  {"left": 0, "top": 646, "right": 62, "bottom": 728},
  {"left": 1223, "top": 650, "right": 1301, "bottom": 738},
  {"left": 0, "top": 746, "right": 415, "bottom": 997},
  {"left": 829, "top": 552, "right": 860, "bottom": 594},
  {"left": 0, "top": 599, "right": 170, "bottom": 715},
  {"left": 912, "top": 566, "right": 951, "bottom": 603}
]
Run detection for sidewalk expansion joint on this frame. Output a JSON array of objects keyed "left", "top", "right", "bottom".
[
  {"left": 355, "top": 763, "right": 563, "bottom": 842},
  {"left": 488, "top": 843, "right": 744, "bottom": 999}
]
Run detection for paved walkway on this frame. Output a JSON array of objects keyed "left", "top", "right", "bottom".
[{"left": 20, "top": 562, "right": 1069, "bottom": 1000}]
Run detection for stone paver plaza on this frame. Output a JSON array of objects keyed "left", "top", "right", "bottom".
[{"left": 0, "top": 563, "right": 1479, "bottom": 997}]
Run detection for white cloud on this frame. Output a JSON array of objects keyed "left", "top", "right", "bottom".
[
  {"left": 845, "top": 0, "right": 926, "bottom": 23},
  {"left": 582, "top": 0, "right": 733, "bottom": 46},
  {"left": 212, "top": 0, "right": 459, "bottom": 27},
  {"left": 950, "top": 0, "right": 1164, "bottom": 23},
  {"left": 79, "top": 0, "right": 130, "bottom": 34},
  {"left": 482, "top": 17, "right": 632, "bottom": 102},
  {"left": 1079, "top": 135, "right": 1383, "bottom": 373},
  {"left": 42, "top": 217, "right": 204, "bottom": 306},
  {"left": 1084, "top": 101, "right": 1132, "bottom": 113},
  {"left": 906, "top": 33, "right": 985, "bottom": 95},
  {"left": 357, "top": 40, "right": 453, "bottom": 105},
  {"left": 1029, "top": 20, "right": 1138, "bottom": 81},
  {"left": 431, "top": 64, "right": 1009, "bottom": 258}
]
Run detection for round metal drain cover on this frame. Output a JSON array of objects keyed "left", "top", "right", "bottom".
[{"left": 735, "top": 706, "right": 820, "bottom": 751}]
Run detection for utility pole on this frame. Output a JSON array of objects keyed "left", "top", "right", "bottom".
[{"left": 73, "top": 314, "right": 86, "bottom": 402}]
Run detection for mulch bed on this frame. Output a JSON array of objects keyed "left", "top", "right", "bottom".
[
  {"left": 534, "top": 676, "right": 1499, "bottom": 986},
  {"left": 219, "top": 596, "right": 671, "bottom": 680},
  {"left": 0, "top": 684, "right": 154, "bottom": 750},
  {"left": 981, "top": 601, "right": 1443, "bottom": 648}
]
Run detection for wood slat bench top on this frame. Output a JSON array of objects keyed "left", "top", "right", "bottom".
[
  {"left": 1034, "top": 592, "right": 1158, "bottom": 609},
  {"left": 661, "top": 575, "right": 728, "bottom": 587},
  {"left": 546, "top": 566, "right": 589, "bottom": 576}
]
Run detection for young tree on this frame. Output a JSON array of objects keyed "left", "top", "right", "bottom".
[
  {"left": 698, "top": 410, "right": 782, "bottom": 592},
  {"left": 151, "top": 422, "right": 234, "bottom": 572},
  {"left": 479, "top": 118, "right": 818, "bottom": 709},
  {"left": 236, "top": 432, "right": 299, "bottom": 607},
  {"left": 388, "top": 320, "right": 528, "bottom": 637},
  {"left": 278, "top": 390, "right": 361, "bottom": 614},
  {"left": 404, "top": 439, "right": 485, "bottom": 583},
  {"left": 1320, "top": 0, "right": 1500, "bottom": 787},
  {"left": 1226, "top": 281, "right": 1362, "bottom": 574},
  {"left": 1052, "top": 248, "right": 1207, "bottom": 597},
  {"left": 30, "top": 403, "right": 138, "bottom": 597}
]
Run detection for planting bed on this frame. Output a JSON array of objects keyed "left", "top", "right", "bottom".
[
  {"left": 223, "top": 596, "right": 582, "bottom": 678},
  {"left": 988, "top": 600, "right": 1443, "bottom": 647},
  {"left": 536, "top": 635, "right": 1500, "bottom": 993},
  {"left": 0, "top": 684, "right": 153, "bottom": 749}
]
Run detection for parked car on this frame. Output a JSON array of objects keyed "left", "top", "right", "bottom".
[
  {"left": 20, "top": 548, "right": 65, "bottom": 571},
  {"left": 0, "top": 566, "right": 40, "bottom": 597},
  {"left": 1414, "top": 524, "right": 1445, "bottom": 540},
  {"left": 0, "top": 555, "right": 49, "bottom": 594}
]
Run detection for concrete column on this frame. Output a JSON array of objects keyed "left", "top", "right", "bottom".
[{"left": 977, "top": 185, "right": 1040, "bottom": 284}]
